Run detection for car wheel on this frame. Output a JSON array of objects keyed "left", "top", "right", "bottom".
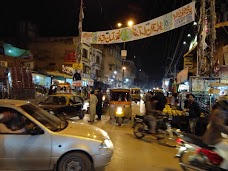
[
  {"left": 79, "top": 111, "right": 85, "bottom": 119},
  {"left": 57, "top": 152, "right": 93, "bottom": 171}
]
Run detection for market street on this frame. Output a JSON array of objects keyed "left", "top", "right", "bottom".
[{"left": 75, "top": 101, "right": 182, "bottom": 171}]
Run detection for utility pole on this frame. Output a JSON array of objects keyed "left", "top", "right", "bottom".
[
  {"left": 197, "top": 0, "right": 216, "bottom": 77},
  {"left": 73, "top": 0, "right": 83, "bottom": 94},
  {"left": 78, "top": 0, "right": 83, "bottom": 68}
]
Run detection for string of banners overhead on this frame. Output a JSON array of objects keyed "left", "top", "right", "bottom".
[{"left": 81, "top": 1, "right": 195, "bottom": 44}]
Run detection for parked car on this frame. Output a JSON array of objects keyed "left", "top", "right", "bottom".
[
  {"left": 0, "top": 99, "right": 114, "bottom": 171},
  {"left": 39, "top": 93, "right": 86, "bottom": 119}
]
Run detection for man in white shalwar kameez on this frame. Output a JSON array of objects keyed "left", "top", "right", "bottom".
[{"left": 89, "top": 90, "right": 98, "bottom": 123}]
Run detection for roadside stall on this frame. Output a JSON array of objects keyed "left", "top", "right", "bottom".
[
  {"left": 208, "top": 82, "right": 228, "bottom": 108},
  {"left": 190, "top": 76, "right": 220, "bottom": 115}
]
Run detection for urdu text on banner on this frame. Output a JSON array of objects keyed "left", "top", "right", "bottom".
[{"left": 81, "top": 1, "right": 195, "bottom": 44}]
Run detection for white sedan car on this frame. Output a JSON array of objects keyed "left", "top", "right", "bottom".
[{"left": 0, "top": 99, "right": 114, "bottom": 171}]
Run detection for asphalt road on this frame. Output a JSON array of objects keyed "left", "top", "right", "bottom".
[{"left": 76, "top": 101, "right": 183, "bottom": 171}]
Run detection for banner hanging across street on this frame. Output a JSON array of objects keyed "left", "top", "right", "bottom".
[{"left": 81, "top": 1, "right": 195, "bottom": 44}]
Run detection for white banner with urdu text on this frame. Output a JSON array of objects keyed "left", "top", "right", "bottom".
[{"left": 81, "top": 1, "right": 195, "bottom": 44}]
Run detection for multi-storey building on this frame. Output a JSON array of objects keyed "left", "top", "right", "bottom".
[{"left": 28, "top": 36, "right": 103, "bottom": 88}]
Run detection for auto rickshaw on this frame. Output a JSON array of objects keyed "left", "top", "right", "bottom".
[
  {"left": 109, "top": 88, "right": 132, "bottom": 126},
  {"left": 130, "top": 88, "right": 141, "bottom": 103}
]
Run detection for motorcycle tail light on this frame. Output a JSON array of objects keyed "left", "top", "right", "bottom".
[
  {"left": 196, "top": 148, "right": 223, "bottom": 165},
  {"left": 176, "top": 138, "right": 184, "bottom": 145}
]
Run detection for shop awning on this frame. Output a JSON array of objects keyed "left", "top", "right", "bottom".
[
  {"left": 210, "top": 82, "right": 228, "bottom": 87},
  {"left": 46, "top": 71, "right": 72, "bottom": 79},
  {"left": 177, "top": 67, "right": 188, "bottom": 84}
]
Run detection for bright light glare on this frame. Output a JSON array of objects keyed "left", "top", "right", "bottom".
[
  {"left": 117, "top": 23, "right": 122, "bottom": 27},
  {"left": 127, "top": 20, "right": 133, "bottom": 27}
]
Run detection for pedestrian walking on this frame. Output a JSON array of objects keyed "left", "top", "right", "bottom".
[
  {"left": 96, "top": 88, "right": 103, "bottom": 120},
  {"left": 88, "top": 90, "right": 98, "bottom": 123}
]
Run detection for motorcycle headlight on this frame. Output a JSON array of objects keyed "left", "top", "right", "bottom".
[
  {"left": 102, "top": 95, "right": 105, "bottom": 101},
  {"left": 116, "top": 107, "right": 123, "bottom": 115}
]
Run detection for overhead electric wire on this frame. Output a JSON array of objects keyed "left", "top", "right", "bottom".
[
  {"left": 128, "top": 0, "right": 159, "bottom": 61},
  {"left": 95, "top": 0, "right": 113, "bottom": 30},
  {"left": 163, "top": 25, "right": 186, "bottom": 78},
  {"left": 131, "top": 0, "right": 176, "bottom": 68},
  {"left": 161, "top": 0, "right": 179, "bottom": 70},
  {"left": 163, "top": 0, "right": 189, "bottom": 78}
]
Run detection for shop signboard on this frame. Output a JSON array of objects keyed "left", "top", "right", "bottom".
[
  {"left": 62, "top": 65, "right": 73, "bottom": 75},
  {"left": 190, "top": 76, "right": 220, "bottom": 93},
  {"left": 72, "top": 63, "right": 82, "bottom": 70},
  {"left": 72, "top": 80, "right": 82, "bottom": 87},
  {"left": 64, "top": 50, "right": 76, "bottom": 63}
]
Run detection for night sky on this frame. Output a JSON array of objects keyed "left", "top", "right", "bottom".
[{"left": 0, "top": 0, "right": 194, "bottom": 80}]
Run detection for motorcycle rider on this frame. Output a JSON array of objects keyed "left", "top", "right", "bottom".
[
  {"left": 202, "top": 98, "right": 228, "bottom": 170},
  {"left": 144, "top": 91, "right": 166, "bottom": 135}
]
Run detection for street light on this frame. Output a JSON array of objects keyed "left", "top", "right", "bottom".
[
  {"left": 127, "top": 20, "right": 133, "bottom": 27},
  {"left": 122, "top": 66, "right": 126, "bottom": 87},
  {"left": 117, "top": 20, "right": 134, "bottom": 88},
  {"left": 117, "top": 20, "right": 134, "bottom": 49},
  {"left": 114, "top": 70, "right": 117, "bottom": 87},
  {"left": 117, "top": 23, "right": 122, "bottom": 28}
]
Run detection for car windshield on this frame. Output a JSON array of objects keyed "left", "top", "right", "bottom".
[
  {"left": 44, "top": 96, "right": 67, "bottom": 105},
  {"left": 110, "top": 92, "right": 131, "bottom": 101},
  {"left": 20, "top": 103, "right": 68, "bottom": 132},
  {"left": 131, "top": 89, "right": 140, "bottom": 94}
]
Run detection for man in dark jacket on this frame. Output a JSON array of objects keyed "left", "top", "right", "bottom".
[
  {"left": 186, "top": 94, "right": 201, "bottom": 134},
  {"left": 153, "top": 92, "right": 167, "bottom": 111}
]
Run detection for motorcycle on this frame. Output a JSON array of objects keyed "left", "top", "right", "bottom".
[
  {"left": 175, "top": 133, "right": 224, "bottom": 171},
  {"left": 132, "top": 114, "right": 180, "bottom": 147}
]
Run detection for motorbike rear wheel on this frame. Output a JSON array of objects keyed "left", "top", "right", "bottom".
[
  {"left": 158, "top": 130, "right": 178, "bottom": 147},
  {"left": 133, "top": 122, "right": 145, "bottom": 139},
  {"left": 179, "top": 149, "right": 207, "bottom": 171}
]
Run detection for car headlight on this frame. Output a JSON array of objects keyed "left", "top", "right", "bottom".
[
  {"left": 116, "top": 107, "right": 123, "bottom": 115},
  {"left": 99, "top": 139, "right": 113, "bottom": 149},
  {"left": 83, "top": 101, "right": 89, "bottom": 110}
]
